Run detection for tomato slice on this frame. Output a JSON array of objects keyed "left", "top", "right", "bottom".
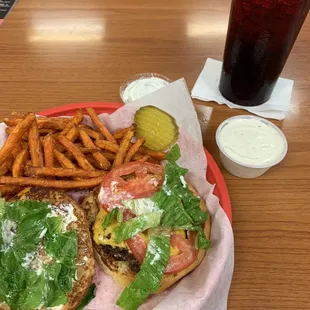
[
  {"left": 127, "top": 232, "right": 198, "bottom": 274},
  {"left": 164, "top": 234, "right": 198, "bottom": 274},
  {"left": 98, "top": 162, "right": 164, "bottom": 211},
  {"left": 126, "top": 235, "right": 147, "bottom": 264}
]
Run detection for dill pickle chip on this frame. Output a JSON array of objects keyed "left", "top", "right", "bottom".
[{"left": 134, "top": 106, "right": 179, "bottom": 151}]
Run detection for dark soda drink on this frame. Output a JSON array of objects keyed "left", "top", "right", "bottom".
[{"left": 219, "top": 0, "right": 310, "bottom": 106}]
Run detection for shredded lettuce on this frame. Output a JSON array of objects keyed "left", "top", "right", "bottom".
[
  {"left": 0, "top": 199, "right": 79, "bottom": 310},
  {"left": 102, "top": 207, "right": 118, "bottom": 229},
  {"left": 117, "top": 209, "right": 124, "bottom": 222},
  {"left": 114, "top": 212, "right": 162, "bottom": 244},
  {"left": 116, "top": 229, "right": 170, "bottom": 310},
  {"left": 0, "top": 198, "right": 5, "bottom": 219},
  {"left": 195, "top": 226, "right": 211, "bottom": 250},
  {"left": 163, "top": 163, "right": 208, "bottom": 225},
  {"left": 152, "top": 191, "right": 194, "bottom": 230},
  {"left": 165, "top": 143, "right": 181, "bottom": 162},
  {"left": 161, "top": 144, "right": 210, "bottom": 249},
  {"left": 122, "top": 198, "right": 159, "bottom": 216}
]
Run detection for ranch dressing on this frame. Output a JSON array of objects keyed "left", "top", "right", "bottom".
[
  {"left": 122, "top": 77, "right": 169, "bottom": 103},
  {"left": 218, "top": 118, "right": 286, "bottom": 166}
]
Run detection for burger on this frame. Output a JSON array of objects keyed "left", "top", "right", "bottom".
[
  {"left": 82, "top": 144, "right": 211, "bottom": 309},
  {"left": 0, "top": 188, "right": 95, "bottom": 310}
]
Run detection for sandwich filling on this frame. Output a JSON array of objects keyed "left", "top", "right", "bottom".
[
  {"left": 0, "top": 199, "right": 78, "bottom": 310},
  {"left": 94, "top": 144, "right": 211, "bottom": 309}
]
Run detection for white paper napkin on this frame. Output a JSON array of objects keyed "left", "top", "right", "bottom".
[{"left": 191, "top": 58, "right": 294, "bottom": 120}]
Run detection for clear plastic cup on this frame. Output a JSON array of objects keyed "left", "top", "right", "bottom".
[
  {"left": 215, "top": 115, "right": 288, "bottom": 179},
  {"left": 120, "top": 73, "right": 171, "bottom": 104}
]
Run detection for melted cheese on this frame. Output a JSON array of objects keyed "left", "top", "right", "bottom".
[
  {"left": 170, "top": 230, "right": 186, "bottom": 256},
  {"left": 93, "top": 209, "right": 127, "bottom": 248},
  {"left": 93, "top": 209, "right": 187, "bottom": 257}
]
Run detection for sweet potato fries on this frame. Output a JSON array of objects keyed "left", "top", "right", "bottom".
[{"left": 0, "top": 109, "right": 166, "bottom": 196}]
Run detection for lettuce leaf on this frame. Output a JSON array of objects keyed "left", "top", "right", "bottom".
[
  {"left": 159, "top": 144, "right": 210, "bottom": 248},
  {"left": 122, "top": 198, "right": 159, "bottom": 216},
  {"left": 76, "top": 283, "right": 96, "bottom": 310},
  {"left": 151, "top": 191, "right": 194, "bottom": 230},
  {"left": 163, "top": 161, "right": 208, "bottom": 225},
  {"left": 0, "top": 199, "right": 79, "bottom": 310},
  {"left": 195, "top": 226, "right": 211, "bottom": 250},
  {"left": 0, "top": 198, "right": 5, "bottom": 219},
  {"left": 165, "top": 143, "right": 181, "bottom": 162},
  {"left": 113, "top": 212, "right": 162, "bottom": 244},
  {"left": 116, "top": 230, "right": 170, "bottom": 309},
  {"left": 102, "top": 207, "right": 118, "bottom": 229}
]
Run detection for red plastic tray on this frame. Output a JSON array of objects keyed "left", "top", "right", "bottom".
[{"left": 39, "top": 102, "right": 232, "bottom": 223}]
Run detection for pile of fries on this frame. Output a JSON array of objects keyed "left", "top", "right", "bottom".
[{"left": 0, "top": 108, "right": 166, "bottom": 197}]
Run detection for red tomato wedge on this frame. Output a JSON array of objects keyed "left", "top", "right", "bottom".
[
  {"left": 98, "top": 162, "right": 164, "bottom": 211},
  {"left": 127, "top": 232, "right": 198, "bottom": 275},
  {"left": 164, "top": 234, "right": 198, "bottom": 274},
  {"left": 126, "top": 235, "right": 147, "bottom": 264}
]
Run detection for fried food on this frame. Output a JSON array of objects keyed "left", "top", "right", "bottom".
[
  {"left": 57, "top": 135, "right": 95, "bottom": 171},
  {"left": 0, "top": 176, "right": 104, "bottom": 189},
  {"left": 42, "top": 135, "right": 55, "bottom": 168},
  {"left": 12, "top": 148, "right": 29, "bottom": 177},
  {"left": 0, "top": 109, "right": 166, "bottom": 191},
  {"left": 86, "top": 107, "right": 117, "bottom": 143},
  {"left": 0, "top": 113, "right": 35, "bottom": 166},
  {"left": 26, "top": 166, "right": 106, "bottom": 178},
  {"left": 28, "top": 119, "right": 44, "bottom": 167},
  {"left": 113, "top": 125, "right": 135, "bottom": 167},
  {"left": 80, "top": 129, "right": 111, "bottom": 170}
]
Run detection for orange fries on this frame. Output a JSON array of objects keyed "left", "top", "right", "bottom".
[
  {"left": 124, "top": 137, "right": 145, "bottom": 163},
  {"left": 0, "top": 113, "right": 35, "bottom": 166},
  {"left": 113, "top": 125, "right": 135, "bottom": 167},
  {"left": 26, "top": 166, "right": 106, "bottom": 178},
  {"left": 95, "top": 140, "right": 119, "bottom": 153},
  {"left": 57, "top": 135, "right": 95, "bottom": 170},
  {"left": 0, "top": 109, "right": 167, "bottom": 191},
  {"left": 43, "top": 135, "right": 55, "bottom": 168},
  {"left": 12, "top": 148, "right": 29, "bottom": 177},
  {"left": 61, "top": 109, "right": 83, "bottom": 136},
  {"left": 29, "top": 119, "right": 44, "bottom": 167},
  {"left": 0, "top": 176, "right": 104, "bottom": 189},
  {"left": 113, "top": 127, "right": 129, "bottom": 140},
  {"left": 80, "top": 129, "right": 111, "bottom": 170},
  {"left": 54, "top": 149, "right": 75, "bottom": 169},
  {"left": 86, "top": 108, "right": 117, "bottom": 143}
]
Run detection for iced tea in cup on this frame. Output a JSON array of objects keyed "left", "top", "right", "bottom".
[{"left": 219, "top": 0, "right": 310, "bottom": 106}]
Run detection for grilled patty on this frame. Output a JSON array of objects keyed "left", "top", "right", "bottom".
[
  {"left": 101, "top": 244, "right": 140, "bottom": 273},
  {"left": 82, "top": 190, "right": 141, "bottom": 274}
]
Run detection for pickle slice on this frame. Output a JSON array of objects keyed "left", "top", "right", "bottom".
[{"left": 134, "top": 106, "right": 179, "bottom": 151}]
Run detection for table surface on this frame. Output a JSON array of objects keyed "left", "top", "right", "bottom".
[{"left": 1, "top": 1, "right": 310, "bottom": 309}]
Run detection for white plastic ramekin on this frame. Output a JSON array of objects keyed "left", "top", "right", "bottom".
[
  {"left": 120, "top": 73, "right": 171, "bottom": 104},
  {"left": 215, "top": 115, "right": 288, "bottom": 179}
]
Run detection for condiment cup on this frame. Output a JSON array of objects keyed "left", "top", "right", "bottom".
[
  {"left": 120, "top": 73, "right": 171, "bottom": 104},
  {"left": 215, "top": 115, "right": 288, "bottom": 179}
]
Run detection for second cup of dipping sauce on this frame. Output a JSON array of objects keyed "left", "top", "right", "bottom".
[{"left": 216, "top": 115, "right": 288, "bottom": 178}]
